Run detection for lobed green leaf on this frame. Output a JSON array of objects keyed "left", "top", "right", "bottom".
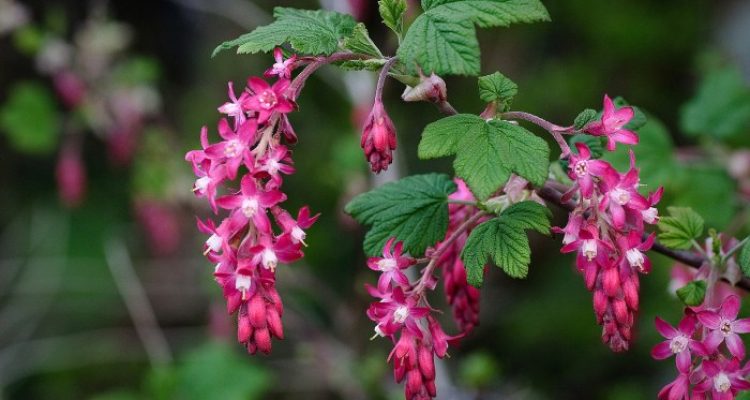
[
  {"left": 478, "top": 71, "right": 518, "bottom": 104},
  {"left": 379, "top": 0, "right": 407, "bottom": 37},
  {"left": 345, "top": 174, "right": 456, "bottom": 256},
  {"left": 676, "top": 280, "right": 706, "bottom": 307},
  {"left": 657, "top": 207, "right": 705, "bottom": 250},
  {"left": 212, "top": 8, "right": 357, "bottom": 57},
  {"left": 0, "top": 81, "right": 60, "bottom": 155}
]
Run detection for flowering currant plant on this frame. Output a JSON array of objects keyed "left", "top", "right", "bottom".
[{"left": 187, "top": 0, "right": 750, "bottom": 398}]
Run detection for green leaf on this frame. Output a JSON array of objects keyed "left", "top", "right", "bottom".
[
  {"left": 345, "top": 174, "right": 456, "bottom": 256},
  {"left": 676, "top": 280, "right": 707, "bottom": 307},
  {"left": 680, "top": 66, "right": 750, "bottom": 140},
  {"left": 739, "top": 238, "right": 750, "bottom": 278},
  {"left": 342, "top": 23, "right": 383, "bottom": 58},
  {"left": 573, "top": 108, "right": 598, "bottom": 130},
  {"left": 612, "top": 96, "right": 647, "bottom": 130},
  {"left": 379, "top": 0, "right": 407, "bottom": 37},
  {"left": 0, "top": 81, "right": 60, "bottom": 155},
  {"left": 418, "top": 114, "right": 481, "bottom": 159},
  {"left": 658, "top": 207, "right": 705, "bottom": 250},
  {"left": 397, "top": 0, "right": 549, "bottom": 76},
  {"left": 478, "top": 71, "right": 517, "bottom": 103},
  {"left": 213, "top": 8, "right": 357, "bottom": 57},
  {"left": 419, "top": 115, "right": 549, "bottom": 199},
  {"left": 462, "top": 201, "right": 550, "bottom": 286}
]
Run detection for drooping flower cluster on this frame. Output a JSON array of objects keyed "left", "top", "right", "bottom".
[
  {"left": 436, "top": 179, "right": 482, "bottom": 334},
  {"left": 654, "top": 296, "right": 750, "bottom": 399},
  {"left": 366, "top": 238, "right": 460, "bottom": 400},
  {"left": 556, "top": 95, "right": 662, "bottom": 352},
  {"left": 186, "top": 49, "right": 318, "bottom": 354}
]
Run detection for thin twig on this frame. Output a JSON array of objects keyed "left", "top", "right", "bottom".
[
  {"left": 104, "top": 239, "right": 173, "bottom": 366},
  {"left": 411, "top": 211, "right": 487, "bottom": 296}
]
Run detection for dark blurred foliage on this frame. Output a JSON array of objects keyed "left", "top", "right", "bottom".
[{"left": 1, "top": 0, "right": 750, "bottom": 399}]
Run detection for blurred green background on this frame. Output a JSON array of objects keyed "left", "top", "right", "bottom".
[{"left": 2, "top": 0, "right": 750, "bottom": 399}]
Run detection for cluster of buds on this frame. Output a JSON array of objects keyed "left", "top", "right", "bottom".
[
  {"left": 186, "top": 48, "right": 318, "bottom": 354},
  {"left": 366, "top": 238, "right": 459, "bottom": 400},
  {"left": 556, "top": 95, "right": 662, "bottom": 351},
  {"left": 654, "top": 296, "right": 750, "bottom": 399}
]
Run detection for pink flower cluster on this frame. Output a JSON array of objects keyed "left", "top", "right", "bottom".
[
  {"left": 556, "top": 96, "right": 662, "bottom": 352},
  {"left": 654, "top": 296, "right": 750, "bottom": 399},
  {"left": 366, "top": 238, "right": 459, "bottom": 400},
  {"left": 186, "top": 49, "right": 318, "bottom": 354},
  {"left": 436, "top": 179, "right": 482, "bottom": 334}
]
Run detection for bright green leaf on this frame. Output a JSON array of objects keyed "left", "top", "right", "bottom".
[
  {"left": 462, "top": 201, "right": 550, "bottom": 286},
  {"left": 676, "top": 280, "right": 706, "bottom": 307},
  {"left": 478, "top": 71, "right": 517, "bottom": 104},
  {"left": 418, "top": 115, "right": 549, "bottom": 199},
  {"left": 342, "top": 23, "right": 383, "bottom": 58},
  {"left": 397, "top": 0, "right": 549, "bottom": 75},
  {"left": 345, "top": 174, "right": 456, "bottom": 256},
  {"left": 0, "top": 81, "right": 60, "bottom": 155},
  {"left": 212, "top": 8, "right": 357, "bottom": 57},
  {"left": 379, "top": 0, "right": 407, "bottom": 37},
  {"left": 337, "top": 59, "right": 388, "bottom": 71},
  {"left": 658, "top": 207, "right": 705, "bottom": 250},
  {"left": 680, "top": 66, "right": 750, "bottom": 140}
]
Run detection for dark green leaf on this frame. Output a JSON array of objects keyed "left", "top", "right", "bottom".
[
  {"left": 573, "top": 108, "right": 597, "bottom": 130},
  {"left": 680, "top": 66, "right": 750, "bottom": 140},
  {"left": 345, "top": 174, "right": 456, "bottom": 256},
  {"left": 478, "top": 71, "right": 517, "bottom": 103},
  {"left": 462, "top": 201, "right": 550, "bottom": 286},
  {"left": 658, "top": 207, "right": 705, "bottom": 250},
  {"left": 739, "top": 238, "right": 750, "bottom": 278},
  {"left": 612, "top": 96, "right": 646, "bottom": 130},
  {"left": 397, "top": 0, "right": 549, "bottom": 76},
  {"left": 379, "top": 0, "right": 407, "bottom": 37},
  {"left": 0, "top": 81, "right": 59, "bottom": 155},
  {"left": 212, "top": 8, "right": 357, "bottom": 57},
  {"left": 676, "top": 280, "right": 706, "bottom": 307}
]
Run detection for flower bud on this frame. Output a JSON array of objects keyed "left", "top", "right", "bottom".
[
  {"left": 254, "top": 328, "right": 272, "bottom": 354},
  {"left": 54, "top": 71, "right": 86, "bottom": 108},
  {"left": 56, "top": 143, "right": 87, "bottom": 208},
  {"left": 401, "top": 73, "right": 447, "bottom": 104},
  {"left": 248, "top": 294, "right": 267, "bottom": 328},
  {"left": 360, "top": 100, "right": 397, "bottom": 173}
]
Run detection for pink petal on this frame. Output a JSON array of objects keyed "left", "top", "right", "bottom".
[
  {"left": 697, "top": 311, "right": 721, "bottom": 329},
  {"left": 721, "top": 295, "right": 741, "bottom": 320},
  {"left": 612, "top": 129, "right": 639, "bottom": 145},
  {"left": 733, "top": 318, "right": 750, "bottom": 333},
  {"left": 247, "top": 76, "right": 270, "bottom": 93},
  {"left": 574, "top": 142, "right": 590, "bottom": 159},
  {"left": 651, "top": 341, "right": 673, "bottom": 359},
  {"left": 676, "top": 349, "right": 691, "bottom": 374},
  {"left": 655, "top": 317, "right": 679, "bottom": 339},
  {"left": 217, "top": 118, "right": 234, "bottom": 141},
  {"left": 726, "top": 333, "right": 746, "bottom": 359},
  {"left": 602, "top": 94, "right": 615, "bottom": 119},
  {"left": 702, "top": 330, "right": 724, "bottom": 353}
]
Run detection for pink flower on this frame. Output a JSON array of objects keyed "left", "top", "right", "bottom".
[
  {"left": 271, "top": 206, "right": 319, "bottom": 245},
  {"left": 217, "top": 81, "right": 251, "bottom": 127},
  {"left": 585, "top": 94, "right": 639, "bottom": 151},
  {"left": 254, "top": 145, "right": 295, "bottom": 187},
  {"left": 618, "top": 231, "right": 654, "bottom": 273},
  {"left": 367, "top": 286, "right": 429, "bottom": 337},
  {"left": 698, "top": 295, "right": 750, "bottom": 359},
  {"left": 567, "top": 142, "right": 616, "bottom": 198},
  {"left": 217, "top": 175, "right": 286, "bottom": 233},
  {"left": 599, "top": 161, "right": 649, "bottom": 229},
  {"left": 246, "top": 77, "right": 294, "bottom": 123},
  {"left": 367, "top": 238, "right": 415, "bottom": 292},
  {"left": 652, "top": 315, "right": 704, "bottom": 373},
  {"left": 204, "top": 118, "right": 258, "bottom": 180},
  {"left": 244, "top": 234, "right": 303, "bottom": 272},
  {"left": 360, "top": 100, "right": 397, "bottom": 173},
  {"left": 693, "top": 358, "right": 750, "bottom": 399},
  {"left": 657, "top": 373, "right": 689, "bottom": 400},
  {"left": 264, "top": 48, "right": 297, "bottom": 79}
]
